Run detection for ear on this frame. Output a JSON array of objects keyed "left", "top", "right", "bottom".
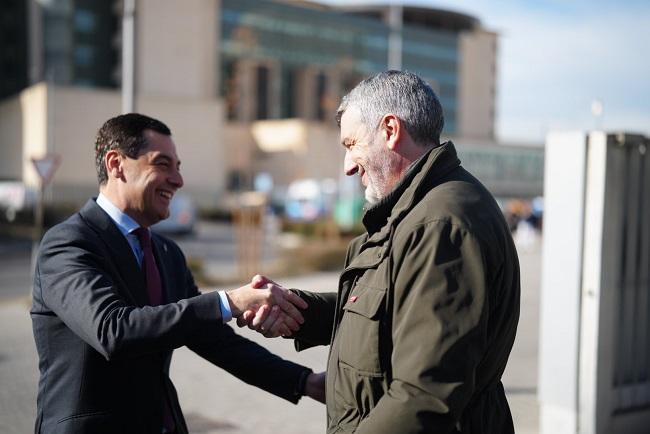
[
  {"left": 105, "top": 150, "right": 125, "bottom": 181},
  {"left": 379, "top": 113, "right": 401, "bottom": 151}
]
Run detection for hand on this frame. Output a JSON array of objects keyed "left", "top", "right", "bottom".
[
  {"left": 236, "top": 275, "right": 304, "bottom": 337},
  {"left": 226, "top": 276, "right": 307, "bottom": 330},
  {"left": 304, "top": 372, "right": 326, "bottom": 404},
  {"left": 247, "top": 304, "right": 301, "bottom": 337}
]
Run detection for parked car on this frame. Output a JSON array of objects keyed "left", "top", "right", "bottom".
[{"left": 152, "top": 193, "right": 197, "bottom": 235}]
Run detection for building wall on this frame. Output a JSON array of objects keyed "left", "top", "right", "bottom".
[
  {"left": 137, "top": 0, "right": 218, "bottom": 99},
  {"left": 1, "top": 83, "right": 225, "bottom": 207},
  {"left": 21, "top": 83, "right": 49, "bottom": 187},
  {"left": 254, "top": 121, "right": 343, "bottom": 187},
  {"left": 1, "top": 0, "right": 509, "bottom": 210},
  {"left": 458, "top": 29, "right": 497, "bottom": 141},
  {"left": 222, "top": 119, "right": 344, "bottom": 191}
]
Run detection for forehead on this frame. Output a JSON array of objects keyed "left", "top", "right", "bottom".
[
  {"left": 339, "top": 106, "right": 367, "bottom": 141},
  {"left": 140, "top": 129, "right": 178, "bottom": 158}
]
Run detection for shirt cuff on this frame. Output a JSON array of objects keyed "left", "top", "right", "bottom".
[{"left": 217, "top": 290, "right": 233, "bottom": 323}]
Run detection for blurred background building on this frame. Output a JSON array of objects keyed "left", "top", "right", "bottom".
[{"left": 0, "top": 0, "right": 542, "bottom": 214}]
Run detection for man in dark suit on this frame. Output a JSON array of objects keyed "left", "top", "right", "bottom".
[{"left": 31, "top": 113, "right": 322, "bottom": 434}]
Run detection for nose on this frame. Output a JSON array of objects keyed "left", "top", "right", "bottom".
[
  {"left": 344, "top": 150, "right": 358, "bottom": 176},
  {"left": 169, "top": 168, "right": 184, "bottom": 189}
]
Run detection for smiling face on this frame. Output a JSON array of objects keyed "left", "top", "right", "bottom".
[
  {"left": 340, "top": 107, "right": 401, "bottom": 204},
  {"left": 119, "top": 129, "right": 184, "bottom": 227}
]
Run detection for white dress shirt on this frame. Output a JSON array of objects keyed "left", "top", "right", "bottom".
[{"left": 95, "top": 193, "right": 232, "bottom": 322}]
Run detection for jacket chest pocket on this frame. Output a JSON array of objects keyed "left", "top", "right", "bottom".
[{"left": 337, "top": 284, "right": 386, "bottom": 375}]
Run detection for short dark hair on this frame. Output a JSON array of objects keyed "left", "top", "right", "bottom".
[
  {"left": 94, "top": 113, "right": 171, "bottom": 185},
  {"left": 336, "top": 70, "right": 444, "bottom": 147}
]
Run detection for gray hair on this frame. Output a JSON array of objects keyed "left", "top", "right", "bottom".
[{"left": 336, "top": 70, "right": 444, "bottom": 146}]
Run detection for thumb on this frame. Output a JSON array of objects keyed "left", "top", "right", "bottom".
[
  {"left": 236, "top": 309, "right": 255, "bottom": 327},
  {"left": 251, "top": 274, "right": 276, "bottom": 288}
]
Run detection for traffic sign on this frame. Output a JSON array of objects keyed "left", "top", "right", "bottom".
[{"left": 31, "top": 154, "right": 61, "bottom": 186}]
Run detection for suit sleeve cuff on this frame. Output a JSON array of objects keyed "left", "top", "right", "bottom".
[
  {"left": 217, "top": 290, "right": 233, "bottom": 323},
  {"left": 294, "top": 368, "right": 313, "bottom": 397}
]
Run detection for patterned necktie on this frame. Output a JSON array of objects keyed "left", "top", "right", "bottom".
[{"left": 134, "top": 227, "right": 163, "bottom": 306}]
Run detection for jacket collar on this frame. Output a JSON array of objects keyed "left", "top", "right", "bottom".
[
  {"left": 361, "top": 141, "right": 461, "bottom": 240},
  {"left": 79, "top": 198, "right": 149, "bottom": 306}
]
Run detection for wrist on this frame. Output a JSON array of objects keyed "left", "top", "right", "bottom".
[
  {"left": 295, "top": 369, "right": 312, "bottom": 397},
  {"left": 217, "top": 291, "right": 233, "bottom": 323},
  {"left": 225, "top": 290, "right": 243, "bottom": 318}
]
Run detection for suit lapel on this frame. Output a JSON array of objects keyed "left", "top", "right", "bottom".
[{"left": 79, "top": 199, "right": 149, "bottom": 306}]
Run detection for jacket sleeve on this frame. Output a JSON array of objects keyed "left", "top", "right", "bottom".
[
  {"left": 356, "top": 221, "right": 489, "bottom": 434},
  {"left": 34, "top": 225, "right": 223, "bottom": 361},
  {"left": 187, "top": 325, "right": 311, "bottom": 404},
  {"left": 291, "top": 290, "right": 337, "bottom": 350},
  {"left": 292, "top": 235, "right": 363, "bottom": 350}
]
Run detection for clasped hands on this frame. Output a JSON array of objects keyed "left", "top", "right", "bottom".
[
  {"left": 226, "top": 275, "right": 305, "bottom": 337},
  {"left": 227, "top": 275, "right": 326, "bottom": 404}
]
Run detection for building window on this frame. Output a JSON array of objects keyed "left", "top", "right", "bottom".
[
  {"left": 227, "top": 169, "right": 250, "bottom": 191},
  {"left": 315, "top": 71, "right": 327, "bottom": 121},
  {"left": 223, "top": 60, "right": 240, "bottom": 120},
  {"left": 256, "top": 65, "right": 269, "bottom": 120},
  {"left": 74, "top": 9, "right": 96, "bottom": 33},
  {"left": 74, "top": 45, "right": 95, "bottom": 67},
  {"left": 281, "top": 66, "right": 297, "bottom": 118}
]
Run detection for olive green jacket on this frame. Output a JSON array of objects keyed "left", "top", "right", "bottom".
[{"left": 294, "top": 142, "right": 520, "bottom": 433}]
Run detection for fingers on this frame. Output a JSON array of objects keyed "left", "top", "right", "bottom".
[
  {"left": 230, "top": 277, "right": 308, "bottom": 336},
  {"left": 259, "top": 306, "right": 287, "bottom": 337},
  {"left": 285, "top": 289, "right": 308, "bottom": 310},
  {"left": 261, "top": 308, "right": 298, "bottom": 337},
  {"left": 276, "top": 311, "right": 300, "bottom": 332},
  {"left": 251, "top": 274, "right": 277, "bottom": 288},
  {"left": 268, "top": 285, "right": 307, "bottom": 321},
  {"left": 251, "top": 304, "right": 272, "bottom": 329},
  {"left": 236, "top": 309, "right": 254, "bottom": 328}
]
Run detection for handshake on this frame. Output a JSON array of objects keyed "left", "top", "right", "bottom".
[
  {"left": 226, "top": 275, "right": 307, "bottom": 338},
  {"left": 226, "top": 275, "right": 326, "bottom": 403}
]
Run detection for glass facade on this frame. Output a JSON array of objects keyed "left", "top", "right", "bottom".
[
  {"left": 401, "top": 26, "right": 459, "bottom": 133},
  {"left": 6, "top": 0, "right": 472, "bottom": 137},
  {"left": 458, "top": 145, "right": 544, "bottom": 196},
  {"left": 0, "top": 0, "right": 28, "bottom": 99},
  {"left": 220, "top": 0, "right": 461, "bottom": 134},
  {"left": 221, "top": 0, "right": 388, "bottom": 73},
  {"left": 42, "top": 0, "right": 118, "bottom": 88}
]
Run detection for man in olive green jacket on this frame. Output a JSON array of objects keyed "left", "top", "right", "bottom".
[{"left": 243, "top": 71, "right": 520, "bottom": 433}]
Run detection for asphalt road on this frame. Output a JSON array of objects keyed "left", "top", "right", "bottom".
[{"left": 0, "top": 237, "right": 32, "bottom": 302}]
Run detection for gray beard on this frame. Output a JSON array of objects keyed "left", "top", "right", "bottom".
[{"left": 364, "top": 184, "right": 380, "bottom": 204}]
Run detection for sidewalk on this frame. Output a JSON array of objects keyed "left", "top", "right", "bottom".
[{"left": 0, "top": 241, "right": 540, "bottom": 433}]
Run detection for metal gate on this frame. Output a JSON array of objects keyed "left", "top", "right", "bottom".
[{"left": 540, "top": 131, "right": 650, "bottom": 434}]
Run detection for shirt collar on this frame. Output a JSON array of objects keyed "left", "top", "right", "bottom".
[{"left": 96, "top": 192, "right": 141, "bottom": 236}]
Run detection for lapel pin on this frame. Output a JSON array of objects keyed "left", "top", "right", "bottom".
[{"left": 349, "top": 296, "right": 358, "bottom": 303}]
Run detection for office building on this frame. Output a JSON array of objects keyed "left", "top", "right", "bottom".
[{"left": 0, "top": 0, "right": 532, "bottom": 208}]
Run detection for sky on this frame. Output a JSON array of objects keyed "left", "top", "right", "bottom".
[{"left": 321, "top": 0, "right": 650, "bottom": 144}]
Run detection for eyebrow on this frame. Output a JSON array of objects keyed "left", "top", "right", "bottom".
[{"left": 153, "top": 154, "right": 181, "bottom": 167}]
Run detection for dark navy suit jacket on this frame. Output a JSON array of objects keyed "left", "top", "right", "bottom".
[{"left": 31, "top": 199, "right": 307, "bottom": 434}]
